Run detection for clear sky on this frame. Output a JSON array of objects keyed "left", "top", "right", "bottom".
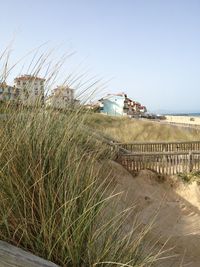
[{"left": 1, "top": 0, "right": 200, "bottom": 112}]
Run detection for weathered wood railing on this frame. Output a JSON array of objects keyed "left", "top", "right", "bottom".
[
  {"left": 117, "top": 151, "right": 200, "bottom": 175},
  {"left": 118, "top": 141, "right": 200, "bottom": 153},
  {"left": 0, "top": 240, "right": 59, "bottom": 267},
  {"left": 87, "top": 128, "right": 200, "bottom": 175}
]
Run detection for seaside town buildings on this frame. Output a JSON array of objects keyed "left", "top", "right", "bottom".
[
  {"left": 99, "top": 93, "right": 125, "bottom": 116},
  {"left": 45, "top": 85, "right": 79, "bottom": 109},
  {"left": 0, "top": 75, "right": 79, "bottom": 109},
  {"left": 124, "top": 96, "right": 147, "bottom": 114},
  {"left": 0, "top": 76, "right": 147, "bottom": 117},
  {"left": 14, "top": 75, "right": 45, "bottom": 105},
  {"left": 99, "top": 93, "right": 147, "bottom": 116},
  {"left": 0, "top": 82, "right": 20, "bottom": 102}
]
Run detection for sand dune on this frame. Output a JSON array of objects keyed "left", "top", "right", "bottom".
[{"left": 109, "top": 161, "right": 200, "bottom": 267}]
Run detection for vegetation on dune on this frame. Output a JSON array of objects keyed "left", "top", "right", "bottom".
[
  {"left": 0, "top": 49, "right": 166, "bottom": 266},
  {"left": 0, "top": 105, "right": 165, "bottom": 266},
  {"left": 177, "top": 171, "right": 200, "bottom": 183},
  {"left": 85, "top": 113, "right": 200, "bottom": 142}
]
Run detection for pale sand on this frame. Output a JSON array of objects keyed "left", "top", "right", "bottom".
[
  {"left": 109, "top": 161, "right": 200, "bottom": 267},
  {"left": 166, "top": 115, "right": 200, "bottom": 126}
]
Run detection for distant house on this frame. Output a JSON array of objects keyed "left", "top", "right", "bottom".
[
  {"left": 99, "top": 93, "right": 127, "bottom": 116},
  {"left": 14, "top": 75, "right": 45, "bottom": 105},
  {"left": 124, "top": 98, "right": 147, "bottom": 115},
  {"left": 99, "top": 93, "right": 147, "bottom": 116},
  {"left": 0, "top": 82, "right": 19, "bottom": 102},
  {"left": 46, "top": 85, "right": 79, "bottom": 109}
]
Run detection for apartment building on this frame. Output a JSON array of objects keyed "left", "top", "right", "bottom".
[
  {"left": 0, "top": 82, "right": 19, "bottom": 102},
  {"left": 14, "top": 75, "right": 45, "bottom": 105},
  {"left": 46, "top": 85, "right": 75, "bottom": 109}
]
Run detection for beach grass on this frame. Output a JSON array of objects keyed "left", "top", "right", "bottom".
[
  {"left": 0, "top": 104, "right": 165, "bottom": 266},
  {"left": 0, "top": 48, "right": 165, "bottom": 266},
  {"left": 85, "top": 113, "right": 200, "bottom": 142}
]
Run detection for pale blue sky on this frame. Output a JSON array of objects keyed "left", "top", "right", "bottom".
[{"left": 1, "top": 0, "right": 200, "bottom": 112}]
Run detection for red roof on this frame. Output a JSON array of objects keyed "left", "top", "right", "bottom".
[{"left": 14, "top": 75, "right": 45, "bottom": 81}]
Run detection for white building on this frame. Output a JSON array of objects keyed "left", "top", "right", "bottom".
[
  {"left": 0, "top": 82, "right": 19, "bottom": 102},
  {"left": 14, "top": 75, "right": 45, "bottom": 105},
  {"left": 46, "top": 85, "right": 76, "bottom": 109}
]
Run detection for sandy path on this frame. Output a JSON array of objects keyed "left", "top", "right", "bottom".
[{"left": 109, "top": 161, "right": 200, "bottom": 267}]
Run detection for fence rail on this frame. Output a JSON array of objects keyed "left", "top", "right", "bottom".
[
  {"left": 90, "top": 130, "right": 200, "bottom": 175},
  {"left": 0, "top": 240, "right": 59, "bottom": 267},
  {"left": 118, "top": 141, "right": 200, "bottom": 153},
  {"left": 117, "top": 151, "right": 200, "bottom": 175}
]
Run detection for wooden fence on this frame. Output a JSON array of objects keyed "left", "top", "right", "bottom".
[
  {"left": 89, "top": 129, "right": 200, "bottom": 175},
  {"left": 117, "top": 141, "right": 200, "bottom": 153},
  {"left": 117, "top": 151, "right": 200, "bottom": 175}
]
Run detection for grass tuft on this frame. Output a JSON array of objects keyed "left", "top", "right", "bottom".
[{"left": 0, "top": 48, "right": 168, "bottom": 266}]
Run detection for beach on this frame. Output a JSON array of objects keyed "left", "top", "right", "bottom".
[{"left": 166, "top": 115, "right": 200, "bottom": 126}]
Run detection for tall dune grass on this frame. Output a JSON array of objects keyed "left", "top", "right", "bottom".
[
  {"left": 0, "top": 105, "right": 166, "bottom": 266},
  {"left": 0, "top": 48, "right": 166, "bottom": 266}
]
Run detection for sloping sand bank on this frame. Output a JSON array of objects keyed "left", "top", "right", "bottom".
[{"left": 109, "top": 161, "right": 200, "bottom": 267}]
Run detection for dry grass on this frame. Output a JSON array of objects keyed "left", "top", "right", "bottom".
[
  {"left": 85, "top": 114, "right": 200, "bottom": 142},
  {"left": 0, "top": 105, "right": 166, "bottom": 266},
  {"left": 0, "top": 47, "right": 167, "bottom": 266}
]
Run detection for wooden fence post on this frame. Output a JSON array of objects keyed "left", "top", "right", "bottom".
[{"left": 188, "top": 152, "right": 193, "bottom": 172}]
